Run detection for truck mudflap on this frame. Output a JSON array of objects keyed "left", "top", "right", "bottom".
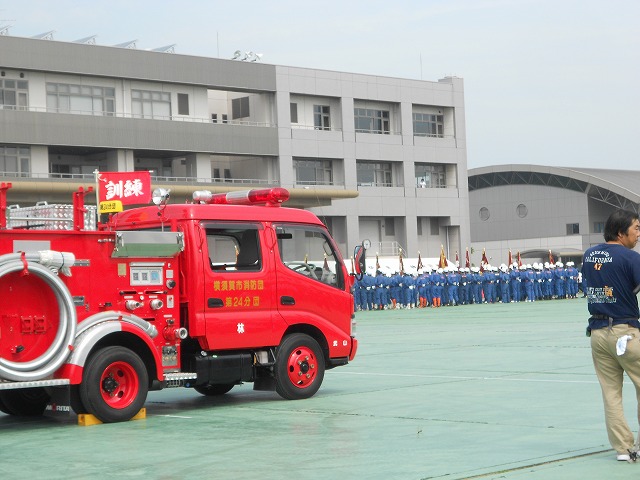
[{"left": 62, "top": 311, "right": 161, "bottom": 384}]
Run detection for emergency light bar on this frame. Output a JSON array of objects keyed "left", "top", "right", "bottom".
[{"left": 192, "top": 188, "right": 290, "bottom": 206}]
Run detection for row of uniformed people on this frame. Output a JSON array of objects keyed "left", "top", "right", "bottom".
[{"left": 353, "top": 261, "right": 581, "bottom": 310}]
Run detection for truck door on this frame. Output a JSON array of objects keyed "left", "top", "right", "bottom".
[
  {"left": 273, "top": 223, "right": 353, "bottom": 358},
  {"left": 201, "top": 223, "right": 277, "bottom": 350}
]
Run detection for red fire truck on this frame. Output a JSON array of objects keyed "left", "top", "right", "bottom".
[{"left": 0, "top": 184, "right": 360, "bottom": 423}]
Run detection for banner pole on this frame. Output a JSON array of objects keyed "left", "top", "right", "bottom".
[{"left": 94, "top": 169, "right": 100, "bottom": 227}]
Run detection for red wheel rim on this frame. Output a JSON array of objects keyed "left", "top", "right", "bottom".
[
  {"left": 99, "top": 361, "right": 139, "bottom": 409},
  {"left": 286, "top": 346, "right": 317, "bottom": 389}
]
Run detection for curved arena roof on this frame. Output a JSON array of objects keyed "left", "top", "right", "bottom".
[{"left": 468, "top": 164, "right": 640, "bottom": 213}]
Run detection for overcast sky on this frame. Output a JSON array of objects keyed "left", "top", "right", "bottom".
[{"left": 3, "top": 0, "right": 639, "bottom": 171}]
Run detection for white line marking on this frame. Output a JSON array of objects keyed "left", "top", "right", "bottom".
[{"left": 335, "top": 371, "right": 599, "bottom": 384}]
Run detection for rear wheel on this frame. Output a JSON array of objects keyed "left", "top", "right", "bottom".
[
  {"left": 79, "top": 346, "right": 148, "bottom": 423},
  {"left": 193, "top": 384, "right": 235, "bottom": 396},
  {"left": 275, "top": 333, "right": 325, "bottom": 400},
  {"left": 0, "top": 387, "right": 50, "bottom": 416}
]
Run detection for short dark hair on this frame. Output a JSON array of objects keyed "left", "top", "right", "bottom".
[{"left": 604, "top": 209, "right": 639, "bottom": 242}]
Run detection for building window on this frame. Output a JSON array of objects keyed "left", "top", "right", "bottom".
[
  {"left": 417, "top": 218, "right": 423, "bottom": 236},
  {"left": 221, "top": 114, "right": 228, "bottom": 124},
  {"left": 415, "top": 163, "right": 446, "bottom": 188},
  {"left": 593, "top": 221, "right": 604, "bottom": 234},
  {"left": 357, "top": 161, "right": 392, "bottom": 187},
  {"left": 0, "top": 145, "right": 30, "bottom": 176},
  {"left": 314, "top": 105, "right": 330, "bottom": 130},
  {"left": 413, "top": 113, "right": 443, "bottom": 137},
  {"left": 47, "top": 83, "right": 115, "bottom": 115},
  {"left": 0, "top": 79, "right": 28, "bottom": 110},
  {"left": 566, "top": 223, "right": 580, "bottom": 235},
  {"left": 479, "top": 207, "right": 490, "bottom": 221},
  {"left": 294, "top": 158, "right": 333, "bottom": 185},
  {"left": 516, "top": 204, "right": 528, "bottom": 218},
  {"left": 131, "top": 89, "right": 171, "bottom": 119},
  {"left": 354, "top": 108, "right": 390, "bottom": 134},
  {"left": 232, "top": 97, "right": 250, "bottom": 119},
  {"left": 177, "top": 93, "right": 189, "bottom": 115},
  {"left": 211, "top": 113, "right": 218, "bottom": 123},
  {"left": 290, "top": 103, "right": 298, "bottom": 123}
]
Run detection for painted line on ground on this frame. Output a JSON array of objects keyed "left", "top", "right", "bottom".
[{"left": 336, "top": 371, "right": 600, "bottom": 384}]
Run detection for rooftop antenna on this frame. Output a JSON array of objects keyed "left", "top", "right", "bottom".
[
  {"left": 73, "top": 35, "right": 96, "bottom": 45},
  {"left": 32, "top": 30, "right": 55, "bottom": 40},
  {"left": 0, "top": 25, "right": 11, "bottom": 36},
  {"left": 151, "top": 44, "right": 175, "bottom": 53},
  {"left": 114, "top": 40, "right": 138, "bottom": 49}
]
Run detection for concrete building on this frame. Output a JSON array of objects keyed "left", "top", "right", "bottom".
[
  {"left": 0, "top": 34, "right": 470, "bottom": 260},
  {"left": 468, "top": 164, "right": 640, "bottom": 267}
]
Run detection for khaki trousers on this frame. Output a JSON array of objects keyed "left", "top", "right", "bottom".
[{"left": 591, "top": 324, "right": 640, "bottom": 454}]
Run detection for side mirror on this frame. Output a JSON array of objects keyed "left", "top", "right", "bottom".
[{"left": 353, "top": 243, "right": 366, "bottom": 280}]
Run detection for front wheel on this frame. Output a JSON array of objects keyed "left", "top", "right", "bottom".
[
  {"left": 275, "top": 333, "right": 325, "bottom": 400},
  {"left": 79, "top": 346, "right": 149, "bottom": 423}
]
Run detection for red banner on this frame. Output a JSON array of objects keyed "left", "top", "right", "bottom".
[
  {"left": 98, "top": 171, "right": 152, "bottom": 205},
  {"left": 465, "top": 248, "right": 470, "bottom": 268}
]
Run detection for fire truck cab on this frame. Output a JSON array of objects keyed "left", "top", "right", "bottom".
[{"left": 0, "top": 186, "right": 358, "bottom": 423}]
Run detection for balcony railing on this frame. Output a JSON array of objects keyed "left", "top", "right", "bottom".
[
  {"left": 3, "top": 105, "right": 275, "bottom": 127},
  {"left": 0, "top": 171, "right": 277, "bottom": 186}
]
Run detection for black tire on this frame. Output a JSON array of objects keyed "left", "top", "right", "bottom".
[
  {"left": 193, "top": 384, "right": 235, "bottom": 396},
  {"left": 275, "top": 333, "right": 325, "bottom": 400},
  {"left": 0, "top": 387, "right": 50, "bottom": 416},
  {"left": 69, "top": 385, "right": 87, "bottom": 415},
  {"left": 80, "top": 346, "right": 149, "bottom": 423}
]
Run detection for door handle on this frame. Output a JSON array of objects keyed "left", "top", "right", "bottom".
[
  {"left": 280, "top": 296, "right": 295, "bottom": 305},
  {"left": 208, "top": 298, "right": 224, "bottom": 308}
]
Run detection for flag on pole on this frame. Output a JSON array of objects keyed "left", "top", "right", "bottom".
[
  {"left": 399, "top": 249, "right": 405, "bottom": 274},
  {"left": 375, "top": 252, "right": 380, "bottom": 271},
  {"left": 548, "top": 249, "right": 555, "bottom": 264},
  {"left": 517, "top": 251, "right": 522, "bottom": 267},
  {"left": 480, "top": 248, "right": 488, "bottom": 272},
  {"left": 455, "top": 251, "right": 459, "bottom": 267},
  {"left": 465, "top": 247, "right": 471, "bottom": 268},
  {"left": 417, "top": 251, "right": 424, "bottom": 271},
  {"left": 508, "top": 249, "right": 513, "bottom": 267},
  {"left": 96, "top": 170, "right": 152, "bottom": 213},
  {"left": 438, "top": 244, "right": 447, "bottom": 269}
]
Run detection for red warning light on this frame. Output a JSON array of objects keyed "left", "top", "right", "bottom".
[{"left": 193, "top": 188, "right": 290, "bottom": 206}]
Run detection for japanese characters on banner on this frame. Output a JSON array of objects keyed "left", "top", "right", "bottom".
[{"left": 97, "top": 171, "right": 152, "bottom": 213}]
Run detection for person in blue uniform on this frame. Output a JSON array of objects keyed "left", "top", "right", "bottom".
[
  {"left": 432, "top": 268, "right": 445, "bottom": 307},
  {"left": 448, "top": 267, "right": 460, "bottom": 306},
  {"left": 470, "top": 267, "right": 482, "bottom": 304},
  {"left": 509, "top": 263, "right": 520, "bottom": 302},
  {"left": 554, "top": 262, "right": 566, "bottom": 299},
  {"left": 459, "top": 267, "right": 470, "bottom": 305},
  {"left": 582, "top": 209, "right": 640, "bottom": 462},
  {"left": 499, "top": 264, "right": 510, "bottom": 303},
  {"left": 566, "top": 261, "right": 579, "bottom": 298}
]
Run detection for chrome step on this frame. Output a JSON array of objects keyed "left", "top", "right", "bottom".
[{"left": 0, "top": 379, "right": 71, "bottom": 390}]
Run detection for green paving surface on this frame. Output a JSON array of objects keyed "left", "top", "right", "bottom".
[{"left": 2, "top": 298, "right": 640, "bottom": 479}]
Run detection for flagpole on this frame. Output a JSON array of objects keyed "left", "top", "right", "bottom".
[{"left": 93, "top": 169, "right": 100, "bottom": 227}]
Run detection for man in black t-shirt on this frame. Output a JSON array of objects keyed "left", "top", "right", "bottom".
[{"left": 583, "top": 209, "right": 640, "bottom": 462}]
